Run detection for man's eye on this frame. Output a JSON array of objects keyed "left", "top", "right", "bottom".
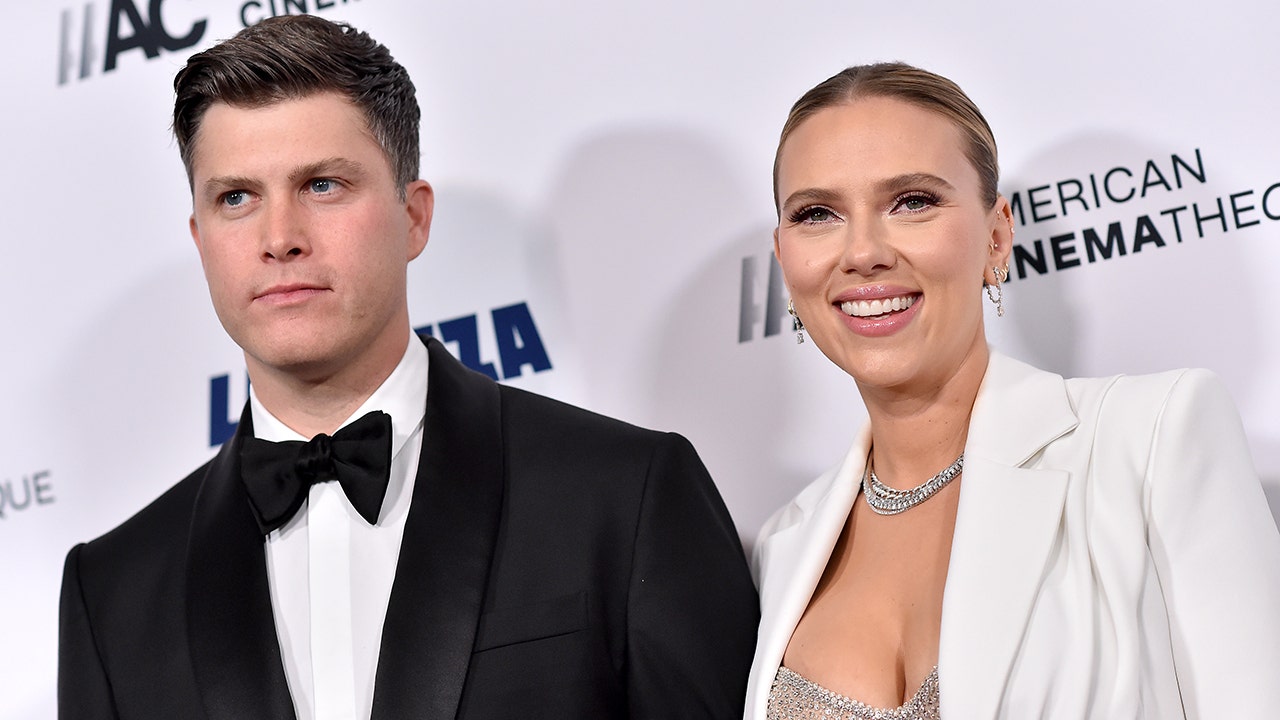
[
  {"left": 309, "top": 178, "right": 336, "bottom": 194},
  {"left": 223, "top": 191, "right": 248, "bottom": 207}
]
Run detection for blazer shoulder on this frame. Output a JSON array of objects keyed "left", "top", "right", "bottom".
[
  {"left": 74, "top": 458, "right": 212, "bottom": 572},
  {"left": 1052, "top": 367, "right": 1245, "bottom": 503},
  {"left": 1064, "top": 366, "right": 1224, "bottom": 426},
  {"left": 498, "top": 383, "right": 675, "bottom": 450},
  {"left": 493, "top": 385, "right": 714, "bottom": 515}
]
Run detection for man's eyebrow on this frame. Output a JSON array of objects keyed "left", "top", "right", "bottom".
[
  {"left": 288, "top": 157, "right": 366, "bottom": 185},
  {"left": 201, "top": 175, "right": 259, "bottom": 202},
  {"left": 199, "top": 158, "right": 369, "bottom": 202}
]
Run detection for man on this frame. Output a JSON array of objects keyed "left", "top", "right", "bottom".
[{"left": 58, "top": 15, "right": 758, "bottom": 720}]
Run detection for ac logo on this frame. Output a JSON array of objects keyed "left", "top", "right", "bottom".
[{"left": 58, "top": 0, "right": 208, "bottom": 85}]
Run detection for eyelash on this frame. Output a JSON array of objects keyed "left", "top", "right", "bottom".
[
  {"left": 892, "top": 191, "right": 941, "bottom": 213},
  {"left": 307, "top": 178, "right": 338, "bottom": 193},
  {"left": 787, "top": 205, "right": 840, "bottom": 224},
  {"left": 786, "top": 190, "right": 944, "bottom": 224},
  {"left": 215, "top": 178, "right": 340, "bottom": 206}
]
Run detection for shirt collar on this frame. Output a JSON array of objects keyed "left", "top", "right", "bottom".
[{"left": 249, "top": 335, "right": 430, "bottom": 461}]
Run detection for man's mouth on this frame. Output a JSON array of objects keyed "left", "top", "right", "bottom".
[{"left": 255, "top": 283, "right": 327, "bottom": 303}]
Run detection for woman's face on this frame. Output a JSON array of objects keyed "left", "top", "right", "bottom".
[{"left": 773, "top": 96, "right": 1011, "bottom": 396}]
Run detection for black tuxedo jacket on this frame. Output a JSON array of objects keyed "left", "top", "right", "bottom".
[{"left": 59, "top": 335, "right": 759, "bottom": 719}]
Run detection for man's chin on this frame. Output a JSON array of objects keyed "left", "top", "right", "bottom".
[{"left": 243, "top": 346, "right": 345, "bottom": 385}]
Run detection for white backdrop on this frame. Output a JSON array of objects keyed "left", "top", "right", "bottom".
[{"left": 3, "top": 0, "right": 1278, "bottom": 716}]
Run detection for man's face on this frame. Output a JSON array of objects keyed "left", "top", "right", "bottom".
[{"left": 188, "top": 92, "right": 432, "bottom": 385}]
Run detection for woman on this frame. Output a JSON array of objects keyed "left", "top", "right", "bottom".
[{"left": 746, "top": 62, "right": 1280, "bottom": 719}]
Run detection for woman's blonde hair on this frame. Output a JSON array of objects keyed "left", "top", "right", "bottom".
[{"left": 773, "top": 62, "right": 999, "bottom": 215}]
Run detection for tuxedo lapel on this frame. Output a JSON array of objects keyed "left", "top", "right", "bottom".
[
  {"left": 938, "top": 353, "right": 1078, "bottom": 719},
  {"left": 187, "top": 405, "right": 297, "bottom": 720},
  {"left": 371, "top": 336, "right": 505, "bottom": 720},
  {"left": 745, "top": 434, "right": 868, "bottom": 719}
]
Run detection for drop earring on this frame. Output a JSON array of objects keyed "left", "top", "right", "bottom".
[
  {"left": 787, "top": 298, "right": 805, "bottom": 343},
  {"left": 985, "top": 266, "right": 1007, "bottom": 317}
]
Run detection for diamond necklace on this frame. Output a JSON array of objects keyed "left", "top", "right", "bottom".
[{"left": 863, "top": 453, "right": 964, "bottom": 516}]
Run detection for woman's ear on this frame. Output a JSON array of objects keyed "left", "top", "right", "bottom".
[{"left": 985, "top": 195, "right": 1014, "bottom": 285}]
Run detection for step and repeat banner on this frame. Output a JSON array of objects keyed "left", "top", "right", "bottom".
[{"left": 2, "top": 0, "right": 1277, "bottom": 715}]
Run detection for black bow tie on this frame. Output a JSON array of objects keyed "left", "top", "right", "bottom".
[{"left": 240, "top": 410, "right": 393, "bottom": 535}]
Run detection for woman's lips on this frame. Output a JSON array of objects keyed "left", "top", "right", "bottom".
[
  {"left": 840, "top": 294, "right": 917, "bottom": 318},
  {"left": 834, "top": 292, "right": 921, "bottom": 337}
]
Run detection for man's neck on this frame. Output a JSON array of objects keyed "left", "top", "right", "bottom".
[{"left": 247, "top": 331, "right": 412, "bottom": 439}]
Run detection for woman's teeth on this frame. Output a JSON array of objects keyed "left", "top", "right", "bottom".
[{"left": 840, "top": 295, "right": 916, "bottom": 318}]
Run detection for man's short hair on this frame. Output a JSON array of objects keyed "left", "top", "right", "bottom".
[{"left": 173, "top": 15, "right": 420, "bottom": 198}]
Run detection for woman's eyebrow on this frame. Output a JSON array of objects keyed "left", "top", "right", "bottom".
[{"left": 875, "top": 172, "right": 956, "bottom": 195}]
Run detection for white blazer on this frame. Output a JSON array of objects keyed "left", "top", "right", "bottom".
[{"left": 746, "top": 352, "right": 1280, "bottom": 719}]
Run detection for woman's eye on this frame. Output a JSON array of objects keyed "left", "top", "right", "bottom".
[
  {"left": 791, "top": 206, "right": 837, "bottom": 224},
  {"left": 895, "top": 193, "right": 938, "bottom": 213}
]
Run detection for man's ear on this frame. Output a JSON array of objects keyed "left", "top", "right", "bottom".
[
  {"left": 405, "top": 180, "right": 434, "bottom": 261},
  {"left": 189, "top": 214, "right": 204, "bottom": 258}
]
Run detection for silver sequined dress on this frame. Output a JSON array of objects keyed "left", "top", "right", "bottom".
[{"left": 766, "top": 665, "right": 941, "bottom": 720}]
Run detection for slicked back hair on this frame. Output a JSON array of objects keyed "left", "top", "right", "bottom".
[
  {"left": 173, "top": 15, "right": 420, "bottom": 199},
  {"left": 773, "top": 62, "right": 999, "bottom": 215}
]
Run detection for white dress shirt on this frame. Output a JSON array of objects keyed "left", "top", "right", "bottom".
[{"left": 252, "top": 337, "right": 428, "bottom": 720}]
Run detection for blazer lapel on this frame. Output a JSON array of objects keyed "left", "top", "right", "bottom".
[
  {"left": 745, "top": 433, "right": 869, "bottom": 720},
  {"left": 370, "top": 336, "right": 505, "bottom": 720},
  {"left": 938, "top": 353, "right": 1078, "bottom": 720},
  {"left": 187, "top": 405, "right": 297, "bottom": 720}
]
